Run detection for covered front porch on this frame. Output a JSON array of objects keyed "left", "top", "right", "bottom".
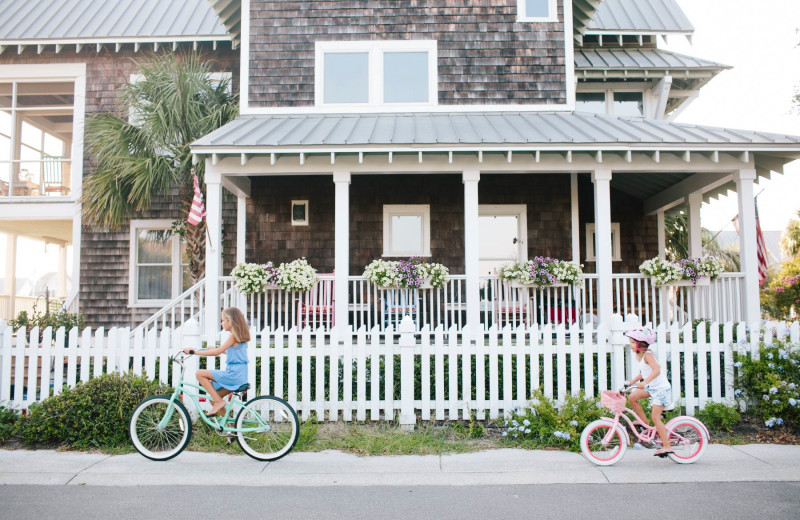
[{"left": 189, "top": 112, "right": 800, "bottom": 342}]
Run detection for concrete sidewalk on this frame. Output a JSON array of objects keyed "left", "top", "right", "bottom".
[{"left": 1, "top": 444, "right": 799, "bottom": 487}]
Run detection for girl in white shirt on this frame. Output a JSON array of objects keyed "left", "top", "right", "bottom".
[{"left": 625, "top": 327, "right": 673, "bottom": 458}]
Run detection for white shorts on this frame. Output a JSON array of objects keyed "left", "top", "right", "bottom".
[{"left": 646, "top": 387, "right": 672, "bottom": 407}]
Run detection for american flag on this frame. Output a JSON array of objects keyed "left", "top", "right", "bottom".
[
  {"left": 755, "top": 204, "right": 768, "bottom": 286},
  {"left": 187, "top": 172, "right": 206, "bottom": 226}
]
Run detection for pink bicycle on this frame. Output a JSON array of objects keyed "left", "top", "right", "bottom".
[{"left": 580, "top": 387, "right": 710, "bottom": 466}]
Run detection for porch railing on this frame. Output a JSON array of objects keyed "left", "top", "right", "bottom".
[{"left": 224, "top": 272, "right": 746, "bottom": 333}]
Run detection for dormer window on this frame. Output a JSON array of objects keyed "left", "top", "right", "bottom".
[
  {"left": 315, "top": 41, "right": 438, "bottom": 107},
  {"left": 517, "top": 0, "right": 558, "bottom": 22},
  {"left": 576, "top": 90, "right": 644, "bottom": 117}
]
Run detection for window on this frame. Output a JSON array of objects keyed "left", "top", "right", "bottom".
[
  {"left": 0, "top": 79, "right": 74, "bottom": 198},
  {"left": 291, "top": 200, "right": 309, "bottom": 226},
  {"left": 576, "top": 90, "right": 645, "bottom": 117},
  {"left": 585, "top": 223, "right": 621, "bottom": 262},
  {"left": 383, "top": 205, "right": 431, "bottom": 257},
  {"left": 518, "top": 0, "right": 558, "bottom": 22},
  {"left": 129, "top": 220, "right": 191, "bottom": 306},
  {"left": 316, "top": 41, "right": 438, "bottom": 107}
]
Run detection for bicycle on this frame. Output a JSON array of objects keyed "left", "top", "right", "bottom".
[
  {"left": 580, "top": 384, "right": 710, "bottom": 466},
  {"left": 129, "top": 352, "right": 299, "bottom": 462}
]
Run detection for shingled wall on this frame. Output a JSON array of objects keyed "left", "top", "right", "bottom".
[
  {"left": 248, "top": 0, "right": 567, "bottom": 106},
  {"left": 0, "top": 45, "right": 239, "bottom": 328}
]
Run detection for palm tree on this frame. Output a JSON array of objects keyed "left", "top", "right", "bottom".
[
  {"left": 82, "top": 52, "right": 238, "bottom": 283},
  {"left": 665, "top": 213, "right": 740, "bottom": 271}
]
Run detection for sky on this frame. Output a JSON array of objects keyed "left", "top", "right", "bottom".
[{"left": 664, "top": 0, "right": 800, "bottom": 232}]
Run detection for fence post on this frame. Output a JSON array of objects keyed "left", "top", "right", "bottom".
[
  {"left": 182, "top": 319, "right": 202, "bottom": 420},
  {"left": 399, "top": 315, "right": 416, "bottom": 429},
  {"left": 609, "top": 314, "right": 627, "bottom": 391}
]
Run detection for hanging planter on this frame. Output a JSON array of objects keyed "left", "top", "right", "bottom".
[
  {"left": 232, "top": 258, "right": 318, "bottom": 293},
  {"left": 639, "top": 255, "right": 723, "bottom": 287},
  {"left": 499, "top": 257, "right": 583, "bottom": 287},
  {"left": 363, "top": 258, "right": 449, "bottom": 289}
]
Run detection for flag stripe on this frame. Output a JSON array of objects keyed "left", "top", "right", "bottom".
[{"left": 187, "top": 174, "right": 206, "bottom": 226}]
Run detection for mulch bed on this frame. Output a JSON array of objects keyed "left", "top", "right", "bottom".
[{"left": 711, "top": 416, "right": 800, "bottom": 445}]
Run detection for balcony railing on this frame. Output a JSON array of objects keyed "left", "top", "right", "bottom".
[{"left": 222, "top": 272, "right": 746, "bottom": 333}]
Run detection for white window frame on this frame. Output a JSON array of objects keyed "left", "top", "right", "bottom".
[
  {"left": 383, "top": 204, "right": 431, "bottom": 257},
  {"left": 315, "top": 40, "right": 438, "bottom": 108},
  {"left": 575, "top": 87, "right": 647, "bottom": 117},
  {"left": 128, "top": 219, "right": 187, "bottom": 307},
  {"left": 585, "top": 222, "right": 622, "bottom": 262},
  {"left": 517, "top": 0, "right": 558, "bottom": 22},
  {"left": 291, "top": 199, "right": 309, "bottom": 226}
]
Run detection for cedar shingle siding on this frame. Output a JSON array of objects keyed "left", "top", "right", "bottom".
[
  {"left": 242, "top": 173, "right": 665, "bottom": 277},
  {"left": 248, "top": 0, "right": 567, "bottom": 106},
  {"left": 0, "top": 46, "right": 238, "bottom": 328}
]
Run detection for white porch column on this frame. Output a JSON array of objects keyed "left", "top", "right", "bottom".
[
  {"left": 735, "top": 169, "right": 761, "bottom": 325},
  {"left": 570, "top": 173, "right": 580, "bottom": 264},
  {"left": 592, "top": 170, "right": 613, "bottom": 327},
  {"left": 204, "top": 164, "right": 223, "bottom": 344},
  {"left": 5, "top": 233, "right": 16, "bottom": 317},
  {"left": 463, "top": 170, "right": 480, "bottom": 331},
  {"left": 657, "top": 210, "right": 666, "bottom": 260},
  {"left": 236, "top": 195, "right": 247, "bottom": 264},
  {"left": 686, "top": 192, "right": 703, "bottom": 258},
  {"left": 57, "top": 244, "right": 67, "bottom": 298},
  {"left": 333, "top": 170, "right": 351, "bottom": 339}
]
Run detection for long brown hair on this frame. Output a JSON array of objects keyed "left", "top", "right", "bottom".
[{"left": 222, "top": 307, "right": 250, "bottom": 343}]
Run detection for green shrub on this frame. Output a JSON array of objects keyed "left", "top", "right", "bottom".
[
  {"left": 502, "top": 389, "right": 605, "bottom": 452},
  {"left": 734, "top": 338, "right": 800, "bottom": 429},
  {"left": 696, "top": 402, "right": 741, "bottom": 432},
  {"left": 0, "top": 404, "right": 20, "bottom": 443},
  {"left": 8, "top": 305, "right": 85, "bottom": 341},
  {"left": 15, "top": 372, "right": 172, "bottom": 448}
]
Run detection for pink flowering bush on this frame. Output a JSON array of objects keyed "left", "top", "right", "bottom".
[{"left": 764, "top": 273, "right": 800, "bottom": 318}]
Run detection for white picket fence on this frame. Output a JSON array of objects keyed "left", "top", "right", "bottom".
[{"left": 2, "top": 315, "right": 799, "bottom": 421}]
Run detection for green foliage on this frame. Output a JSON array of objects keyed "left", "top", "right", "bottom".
[
  {"left": 7, "top": 305, "right": 85, "bottom": 341},
  {"left": 14, "top": 372, "right": 172, "bottom": 448},
  {"left": 82, "top": 52, "right": 238, "bottom": 230},
  {"left": 0, "top": 404, "right": 20, "bottom": 443},
  {"left": 664, "top": 213, "right": 739, "bottom": 271},
  {"left": 696, "top": 402, "right": 741, "bottom": 432},
  {"left": 502, "top": 389, "right": 605, "bottom": 452},
  {"left": 761, "top": 260, "right": 800, "bottom": 320},
  {"left": 734, "top": 339, "right": 800, "bottom": 428},
  {"left": 451, "top": 409, "right": 485, "bottom": 439}
]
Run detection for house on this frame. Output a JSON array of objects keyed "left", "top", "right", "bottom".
[{"left": 1, "top": 0, "right": 799, "bottom": 340}]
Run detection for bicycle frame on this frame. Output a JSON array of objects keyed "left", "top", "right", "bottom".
[
  {"left": 157, "top": 354, "right": 270, "bottom": 435},
  {"left": 601, "top": 406, "right": 694, "bottom": 448}
]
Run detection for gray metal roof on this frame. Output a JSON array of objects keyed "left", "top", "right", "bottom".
[
  {"left": 0, "top": 0, "right": 228, "bottom": 42},
  {"left": 575, "top": 48, "right": 728, "bottom": 72},
  {"left": 588, "top": 0, "right": 694, "bottom": 34},
  {"left": 192, "top": 112, "right": 800, "bottom": 150}
]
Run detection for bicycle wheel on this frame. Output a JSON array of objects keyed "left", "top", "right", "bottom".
[
  {"left": 580, "top": 419, "right": 627, "bottom": 466},
  {"left": 666, "top": 417, "right": 708, "bottom": 464},
  {"left": 129, "top": 396, "right": 192, "bottom": 461},
  {"left": 235, "top": 396, "right": 299, "bottom": 461}
]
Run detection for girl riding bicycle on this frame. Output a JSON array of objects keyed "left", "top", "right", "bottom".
[
  {"left": 183, "top": 307, "right": 250, "bottom": 417},
  {"left": 624, "top": 327, "right": 673, "bottom": 458}
]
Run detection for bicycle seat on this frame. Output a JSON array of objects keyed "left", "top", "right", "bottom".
[{"left": 232, "top": 383, "right": 250, "bottom": 394}]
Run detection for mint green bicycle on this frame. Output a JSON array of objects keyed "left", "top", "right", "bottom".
[{"left": 129, "top": 352, "right": 299, "bottom": 461}]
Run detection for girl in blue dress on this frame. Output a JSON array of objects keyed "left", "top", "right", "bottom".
[{"left": 184, "top": 307, "right": 250, "bottom": 417}]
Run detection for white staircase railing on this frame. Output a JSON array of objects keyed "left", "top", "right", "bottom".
[{"left": 130, "top": 279, "right": 207, "bottom": 338}]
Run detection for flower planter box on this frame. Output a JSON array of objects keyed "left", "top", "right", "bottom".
[
  {"left": 658, "top": 277, "right": 711, "bottom": 287},
  {"left": 510, "top": 281, "right": 570, "bottom": 289}
]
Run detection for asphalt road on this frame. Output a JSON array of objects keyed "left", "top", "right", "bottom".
[{"left": 2, "top": 482, "right": 799, "bottom": 520}]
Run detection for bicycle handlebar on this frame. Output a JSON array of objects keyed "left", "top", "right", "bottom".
[{"left": 618, "top": 378, "right": 644, "bottom": 394}]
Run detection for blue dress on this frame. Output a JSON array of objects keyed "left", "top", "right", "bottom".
[{"left": 211, "top": 341, "right": 248, "bottom": 391}]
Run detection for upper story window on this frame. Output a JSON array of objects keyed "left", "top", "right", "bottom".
[
  {"left": 0, "top": 80, "right": 74, "bottom": 198},
  {"left": 517, "top": 0, "right": 558, "bottom": 22},
  {"left": 576, "top": 90, "right": 644, "bottom": 117},
  {"left": 315, "top": 41, "right": 438, "bottom": 108}
]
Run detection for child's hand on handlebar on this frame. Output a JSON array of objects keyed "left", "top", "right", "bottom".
[{"left": 182, "top": 348, "right": 196, "bottom": 355}]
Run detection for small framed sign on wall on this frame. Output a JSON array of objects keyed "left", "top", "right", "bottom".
[{"left": 291, "top": 200, "right": 309, "bottom": 226}]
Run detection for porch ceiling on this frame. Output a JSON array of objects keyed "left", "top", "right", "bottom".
[{"left": 0, "top": 219, "right": 72, "bottom": 244}]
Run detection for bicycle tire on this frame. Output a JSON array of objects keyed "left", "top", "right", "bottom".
[
  {"left": 580, "top": 419, "right": 627, "bottom": 466},
  {"left": 666, "top": 417, "right": 708, "bottom": 464},
  {"left": 129, "top": 395, "right": 192, "bottom": 461},
  {"left": 235, "top": 395, "right": 299, "bottom": 461}
]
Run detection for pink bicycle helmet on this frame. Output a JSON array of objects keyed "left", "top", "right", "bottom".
[{"left": 624, "top": 327, "right": 656, "bottom": 346}]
